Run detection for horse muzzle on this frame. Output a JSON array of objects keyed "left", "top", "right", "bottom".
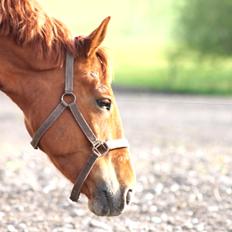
[{"left": 88, "top": 182, "right": 133, "bottom": 216}]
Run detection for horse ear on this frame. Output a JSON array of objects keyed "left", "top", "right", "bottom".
[
  {"left": 78, "top": 17, "right": 110, "bottom": 58},
  {"left": 86, "top": 16, "right": 110, "bottom": 57}
]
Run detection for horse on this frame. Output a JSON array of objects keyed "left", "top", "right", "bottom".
[{"left": 0, "top": 0, "right": 135, "bottom": 216}]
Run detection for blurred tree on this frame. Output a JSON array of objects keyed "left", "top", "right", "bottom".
[{"left": 176, "top": 0, "right": 232, "bottom": 57}]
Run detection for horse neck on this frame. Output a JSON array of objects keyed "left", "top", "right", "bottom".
[{"left": 0, "top": 36, "right": 62, "bottom": 113}]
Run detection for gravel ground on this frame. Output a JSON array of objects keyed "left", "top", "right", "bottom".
[{"left": 0, "top": 91, "right": 232, "bottom": 232}]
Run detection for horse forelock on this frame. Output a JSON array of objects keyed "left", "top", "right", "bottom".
[{"left": 0, "top": 0, "right": 75, "bottom": 64}]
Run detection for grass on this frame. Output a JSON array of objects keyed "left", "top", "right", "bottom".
[
  {"left": 112, "top": 42, "right": 232, "bottom": 95},
  {"left": 113, "top": 62, "right": 232, "bottom": 95}
]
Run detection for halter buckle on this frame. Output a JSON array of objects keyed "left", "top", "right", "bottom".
[{"left": 92, "top": 140, "right": 109, "bottom": 157}]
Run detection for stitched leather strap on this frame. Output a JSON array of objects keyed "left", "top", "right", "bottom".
[
  {"left": 31, "top": 51, "right": 130, "bottom": 202},
  {"left": 69, "top": 103, "right": 98, "bottom": 144},
  {"left": 70, "top": 153, "right": 98, "bottom": 201},
  {"left": 65, "top": 52, "right": 74, "bottom": 93},
  {"left": 31, "top": 102, "right": 67, "bottom": 149}
]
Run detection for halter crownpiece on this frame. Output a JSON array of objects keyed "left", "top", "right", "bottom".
[{"left": 31, "top": 52, "right": 129, "bottom": 202}]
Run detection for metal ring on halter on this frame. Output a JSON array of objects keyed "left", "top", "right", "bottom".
[{"left": 61, "top": 92, "right": 77, "bottom": 107}]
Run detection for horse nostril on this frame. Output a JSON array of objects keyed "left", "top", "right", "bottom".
[{"left": 126, "top": 189, "right": 133, "bottom": 205}]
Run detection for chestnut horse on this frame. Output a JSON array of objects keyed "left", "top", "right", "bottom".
[{"left": 0, "top": 0, "right": 135, "bottom": 216}]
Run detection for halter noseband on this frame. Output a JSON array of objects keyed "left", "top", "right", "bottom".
[{"left": 31, "top": 52, "right": 129, "bottom": 202}]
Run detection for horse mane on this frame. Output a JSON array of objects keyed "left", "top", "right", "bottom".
[{"left": 0, "top": 0, "right": 75, "bottom": 64}]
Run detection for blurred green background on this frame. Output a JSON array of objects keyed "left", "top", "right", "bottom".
[{"left": 40, "top": 0, "right": 232, "bottom": 95}]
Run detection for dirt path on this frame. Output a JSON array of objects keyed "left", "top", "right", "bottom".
[{"left": 0, "top": 92, "right": 232, "bottom": 231}]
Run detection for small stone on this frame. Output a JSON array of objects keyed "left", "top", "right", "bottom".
[
  {"left": 170, "top": 183, "right": 180, "bottom": 192},
  {"left": 192, "top": 218, "right": 199, "bottom": 224},
  {"left": 150, "top": 205, "right": 158, "bottom": 212},
  {"left": 144, "top": 192, "right": 153, "bottom": 201},
  {"left": 89, "top": 219, "right": 111, "bottom": 230},
  {"left": 125, "top": 219, "right": 139, "bottom": 230},
  {"left": 7, "top": 224, "right": 17, "bottom": 232},
  {"left": 71, "top": 208, "right": 86, "bottom": 217},
  {"left": 226, "top": 188, "right": 232, "bottom": 195},
  {"left": 197, "top": 223, "right": 205, "bottom": 231},
  {"left": 183, "top": 220, "right": 193, "bottom": 229},
  {"left": 166, "top": 225, "right": 173, "bottom": 232},
  {"left": 0, "top": 211, "right": 5, "bottom": 220},
  {"left": 208, "top": 205, "right": 219, "bottom": 212},
  {"left": 155, "top": 183, "right": 164, "bottom": 195},
  {"left": 161, "top": 213, "right": 168, "bottom": 222},
  {"left": 18, "top": 223, "right": 29, "bottom": 232},
  {"left": 64, "top": 223, "right": 75, "bottom": 229},
  {"left": 152, "top": 216, "right": 162, "bottom": 224}
]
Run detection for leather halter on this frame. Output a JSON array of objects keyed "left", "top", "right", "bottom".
[{"left": 31, "top": 52, "right": 129, "bottom": 202}]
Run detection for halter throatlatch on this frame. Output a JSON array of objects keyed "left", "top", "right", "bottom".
[{"left": 31, "top": 52, "right": 129, "bottom": 202}]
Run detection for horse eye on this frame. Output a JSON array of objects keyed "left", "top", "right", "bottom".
[{"left": 96, "top": 98, "right": 111, "bottom": 111}]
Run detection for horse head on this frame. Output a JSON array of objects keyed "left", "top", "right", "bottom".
[{"left": 0, "top": 0, "right": 135, "bottom": 216}]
